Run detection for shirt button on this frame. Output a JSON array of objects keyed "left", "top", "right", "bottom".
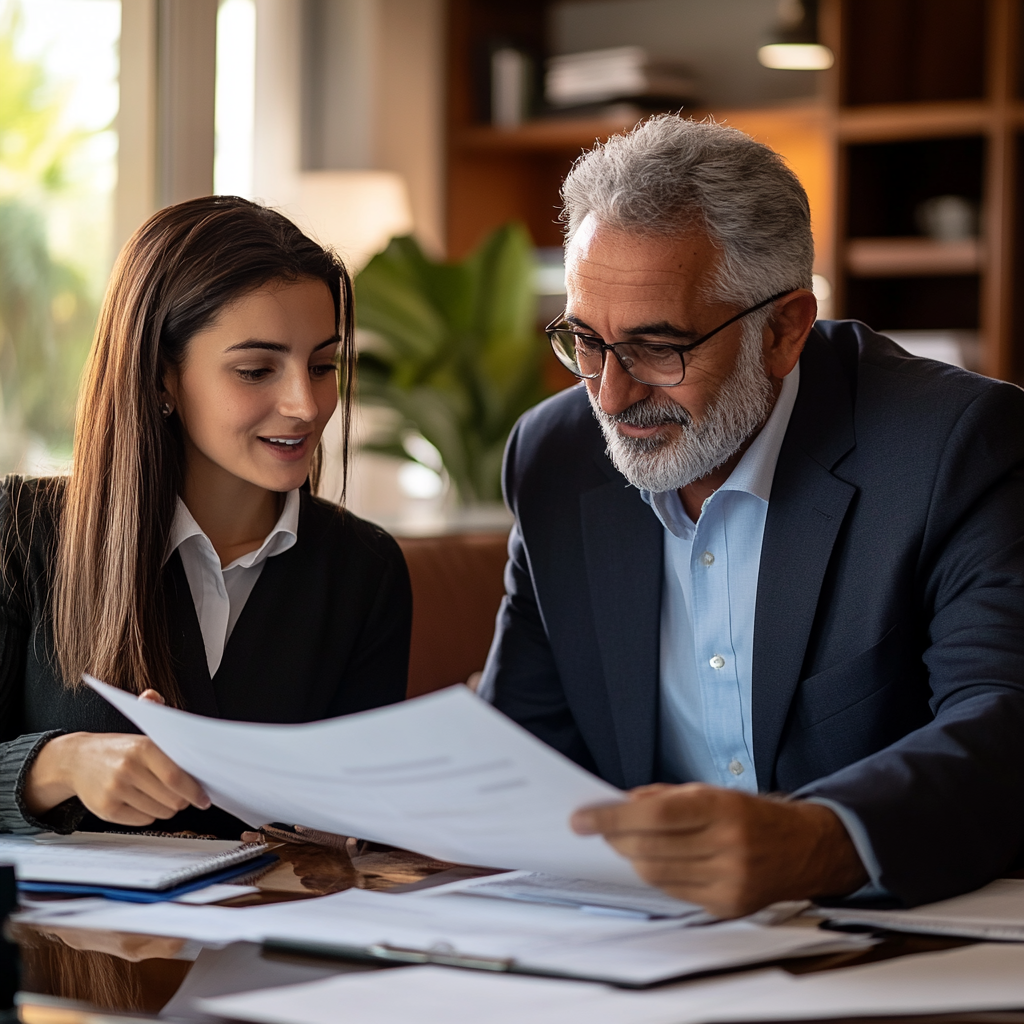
[
  {"left": 729, "top": 759, "right": 745, "bottom": 776},
  {"left": 709, "top": 654, "right": 726, "bottom": 670},
  {"left": 701, "top": 551, "right": 715, "bottom": 567}
]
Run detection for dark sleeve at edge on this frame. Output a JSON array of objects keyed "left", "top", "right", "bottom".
[{"left": 479, "top": 416, "right": 598, "bottom": 773}]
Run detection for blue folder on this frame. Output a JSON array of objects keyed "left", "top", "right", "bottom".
[{"left": 17, "top": 852, "right": 278, "bottom": 903}]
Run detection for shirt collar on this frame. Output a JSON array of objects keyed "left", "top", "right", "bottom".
[
  {"left": 165, "top": 489, "right": 300, "bottom": 570},
  {"left": 641, "top": 361, "right": 801, "bottom": 534}
]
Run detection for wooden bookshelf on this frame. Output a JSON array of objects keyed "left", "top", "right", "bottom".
[
  {"left": 846, "top": 238, "right": 984, "bottom": 277},
  {"left": 443, "top": 0, "right": 1023, "bottom": 383},
  {"left": 826, "top": 0, "right": 1022, "bottom": 381}
]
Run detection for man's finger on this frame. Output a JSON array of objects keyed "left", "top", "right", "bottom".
[
  {"left": 602, "top": 831, "right": 724, "bottom": 861},
  {"left": 627, "top": 784, "right": 674, "bottom": 801},
  {"left": 572, "top": 787, "right": 716, "bottom": 836}
]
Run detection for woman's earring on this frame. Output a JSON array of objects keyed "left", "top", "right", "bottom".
[{"left": 160, "top": 403, "right": 173, "bottom": 418}]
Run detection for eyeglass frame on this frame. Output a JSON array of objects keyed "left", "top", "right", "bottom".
[{"left": 545, "top": 288, "right": 797, "bottom": 388}]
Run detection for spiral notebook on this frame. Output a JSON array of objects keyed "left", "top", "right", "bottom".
[{"left": 0, "top": 831, "right": 271, "bottom": 893}]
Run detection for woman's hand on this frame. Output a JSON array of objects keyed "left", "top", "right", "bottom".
[{"left": 24, "top": 725, "right": 210, "bottom": 826}]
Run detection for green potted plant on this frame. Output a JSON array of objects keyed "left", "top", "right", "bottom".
[{"left": 354, "top": 223, "right": 549, "bottom": 506}]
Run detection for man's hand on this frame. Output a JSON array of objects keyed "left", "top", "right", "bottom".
[
  {"left": 571, "top": 783, "right": 868, "bottom": 918},
  {"left": 24, "top": 731, "right": 210, "bottom": 826}
]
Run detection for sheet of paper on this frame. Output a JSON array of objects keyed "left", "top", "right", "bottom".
[
  {"left": 174, "top": 883, "right": 261, "bottom": 905},
  {"left": 198, "top": 943, "right": 1024, "bottom": 1024},
  {"left": 13, "top": 897, "right": 117, "bottom": 924},
  {"left": 0, "top": 831, "right": 258, "bottom": 888},
  {"left": 199, "top": 964, "right": 783, "bottom": 1024},
  {"left": 698, "top": 941, "right": 1024, "bottom": 1020},
  {"left": 13, "top": 886, "right": 868, "bottom": 986},
  {"left": 159, "top": 942, "right": 340, "bottom": 1021},
  {"left": 427, "top": 870, "right": 711, "bottom": 920},
  {"left": 85, "top": 677, "right": 636, "bottom": 885},
  {"left": 816, "top": 877, "right": 1024, "bottom": 939}
]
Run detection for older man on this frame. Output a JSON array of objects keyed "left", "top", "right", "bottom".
[{"left": 479, "top": 116, "right": 1024, "bottom": 917}]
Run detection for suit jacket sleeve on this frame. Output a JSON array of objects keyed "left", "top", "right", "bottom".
[
  {"left": 798, "top": 379, "right": 1024, "bottom": 905},
  {"left": 479, "top": 418, "right": 600, "bottom": 775}
]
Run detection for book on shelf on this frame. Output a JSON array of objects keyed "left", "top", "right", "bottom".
[{"left": 545, "top": 46, "right": 698, "bottom": 110}]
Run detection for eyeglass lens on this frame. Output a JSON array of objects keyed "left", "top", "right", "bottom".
[{"left": 550, "top": 331, "right": 685, "bottom": 386}]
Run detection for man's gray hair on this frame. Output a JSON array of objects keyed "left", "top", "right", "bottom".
[{"left": 560, "top": 116, "right": 814, "bottom": 309}]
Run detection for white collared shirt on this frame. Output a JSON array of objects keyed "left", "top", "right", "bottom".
[{"left": 166, "top": 490, "right": 300, "bottom": 676}]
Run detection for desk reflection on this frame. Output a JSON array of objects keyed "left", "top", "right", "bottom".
[{"left": 13, "top": 835, "right": 463, "bottom": 1014}]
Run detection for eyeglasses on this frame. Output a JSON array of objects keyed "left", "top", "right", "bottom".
[{"left": 546, "top": 289, "right": 795, "bottom": 387}]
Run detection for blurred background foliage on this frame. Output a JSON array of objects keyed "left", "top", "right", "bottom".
[
  {"left": 355, "top": 224, "right": 550, "bottom": 505},
  {"left": 0, "top": 4, "right": 101, "bottom": 466}
]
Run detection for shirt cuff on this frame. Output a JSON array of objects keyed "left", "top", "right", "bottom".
[
  {"left": 802, "top": 795, "right": 890, "bottom": 900},
  {"left": 0, "top": 731, "right": 85, "bottom": 835}
]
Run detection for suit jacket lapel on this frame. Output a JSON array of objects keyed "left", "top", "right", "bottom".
[
  {"left": 752, "top": 331, "right": 857, "bottom": 789},
  {"left": 163, "top": 552, "right": 220, "bottom": 718},
  {"left": 580, "top": 470, "right": 663, "bottom": 788}
]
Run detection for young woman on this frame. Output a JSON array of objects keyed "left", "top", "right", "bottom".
[{"left": 0, "top": 196, "right": 411, "bottom": 839}]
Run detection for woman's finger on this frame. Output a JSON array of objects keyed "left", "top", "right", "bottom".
[
  {"left": 115, "top": 781, "right": 186, "bottom": 820},
  {"left": 139, "top": 742, "right": 210, "bottom": 809},
  {"left": 138, "top": 689, "right": 165, "bottom": 705},
  {"left": 100, "top": 805, "right": 158, "bottom": 827}
]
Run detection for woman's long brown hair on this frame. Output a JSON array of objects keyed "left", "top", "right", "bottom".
[{"left": 51, "top": 196, "right": 355, "bottom": 703}]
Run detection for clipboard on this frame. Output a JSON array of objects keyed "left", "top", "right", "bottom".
[{"left": 262, "top": 936, "right": 668, "bottom": 989}]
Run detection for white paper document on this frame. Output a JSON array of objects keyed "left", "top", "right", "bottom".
[
  {"left": 200, "top": 963, "right": 754, "bottom": 1024},
  {"left": 11, "top": 886, "right": 868, "bottom": 986},
  {"left": 86, "top": 677, "right": 636, "bottom": 885},
  {"left": 816, "top": 877, "right": 1024, "bottom": 940},
  {"left": 173, "top": 883, "right": 261, "bottom": 905},
  {"left": 433, "top": 870, "right": 711, "bottom": 920},
  {"left": 200, "top": 943, "right": 1024, "bottom": 1024}
]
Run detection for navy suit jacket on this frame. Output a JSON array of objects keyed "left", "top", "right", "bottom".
[{"left": 480, "top": 320, "right": 1024, "bottom": 907}]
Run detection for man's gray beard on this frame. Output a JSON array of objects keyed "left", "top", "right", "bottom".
[{"left": 587, "top": 327, "right": 775, "bottom": 492}]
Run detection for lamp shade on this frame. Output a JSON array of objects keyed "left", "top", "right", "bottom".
[
  {"left": 294, "top": 171, "right": 414, "bottom": 270},
  {"left": 757, "top": 0, "right": 834, "bottom": 71}
]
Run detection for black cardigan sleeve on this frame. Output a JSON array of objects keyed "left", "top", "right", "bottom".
[{"left": 0, "top": 478, "right": 80, "bottom": 834}]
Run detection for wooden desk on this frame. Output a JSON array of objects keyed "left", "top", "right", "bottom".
[{"left": 10, "top": 841, "right": 1024, "bottom": 1023}]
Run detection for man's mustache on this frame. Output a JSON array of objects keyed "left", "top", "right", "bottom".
[{"left": 605, "top": 396, "right": 693, "bottom": 429}]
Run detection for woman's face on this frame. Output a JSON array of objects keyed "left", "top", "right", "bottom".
[{"left": 165, "top": 277, "right": 339, "bottom": 494}]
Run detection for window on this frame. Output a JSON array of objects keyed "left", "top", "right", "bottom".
[{"left": 0, "top": 0, "right": 120, "bottom": 475}]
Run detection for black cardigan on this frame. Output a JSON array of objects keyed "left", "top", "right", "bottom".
[{"left": 0, "top": 478, "right": 411, "bottom": 838}]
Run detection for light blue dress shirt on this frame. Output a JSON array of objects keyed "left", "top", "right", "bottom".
[{"left": 641, "top": 362, "right": 884, "bottom": 891}]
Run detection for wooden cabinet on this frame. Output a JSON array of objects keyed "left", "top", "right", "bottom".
[{"left": 444, "top": 0, "right": 1022, "bottom": 383}]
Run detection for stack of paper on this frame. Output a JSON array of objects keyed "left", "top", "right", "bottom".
[
  {"left": 14, "top": 886, "right": 868, "bottom": 987},
  {"left": 816, "top": 877, "right": 1024, "bottom": 939},
  {"left": 198, "top": 943, "right": 1024, "bottom": 1024},
  {"left": 435, "top": 870, "right": 711, "bottom": 921}
]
